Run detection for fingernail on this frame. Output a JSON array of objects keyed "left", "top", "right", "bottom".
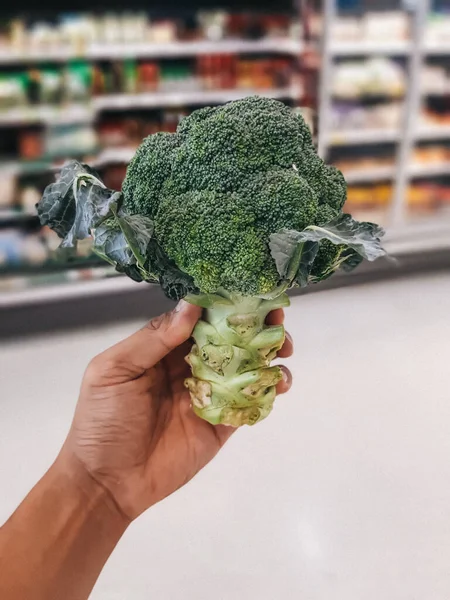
[
  {"left": 173, "top": 299, "right": 188, "bottom": 313},
  {"left": 282, "top": 369, "right": 289, "bottom": 383}
]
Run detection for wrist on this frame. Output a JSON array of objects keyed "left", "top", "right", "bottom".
[{"left": 52, "top": 448, "right": 131, "bottom": 533}]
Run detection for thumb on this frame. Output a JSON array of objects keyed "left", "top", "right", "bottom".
[{"left": 100, "top": 300, "right": 202, "bottom": 374}]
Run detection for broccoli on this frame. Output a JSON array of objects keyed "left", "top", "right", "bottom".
[{"left": 37, "top": 96, "right": 386, "bottom": 428}]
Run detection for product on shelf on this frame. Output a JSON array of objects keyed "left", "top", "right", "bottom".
[
  {"left": 331, "top": 100, "right": 403, "bottom": 131},
  {"left": 330, "top": 11, "right": 410, "bottom": 44},
  {"left": 332, "top": 58, "right": 406, "bottom": 99},
  {"left": 422, "top": 64, "right": 450, "bottom": 95},
  {"left": 425, "top": 13, "right": 450, "bottom": 46}
]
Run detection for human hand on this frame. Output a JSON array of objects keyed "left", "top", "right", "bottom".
[{"left": 59, "top": 301, "right": 293, "bottom": 523}]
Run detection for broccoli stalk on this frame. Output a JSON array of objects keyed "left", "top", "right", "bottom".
[{"left": 185, "top": 291, "right": 290, "bottom": 426}]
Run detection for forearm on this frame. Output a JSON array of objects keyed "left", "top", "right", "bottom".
[{"left": 0, "top": 452, "right": 128, "bottom": 600}]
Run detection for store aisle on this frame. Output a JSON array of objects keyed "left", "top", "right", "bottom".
[{"left": 1, "top": 273, "right": 450, "bottom": 600}]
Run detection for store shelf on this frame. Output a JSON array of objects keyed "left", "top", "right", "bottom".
[
  {"left": 329, "top": 40, "right": 411, "bottom": 56},
  {"left": 0, "top": 104, "right": 94, "bottom": 126},
  {"left": 0, "top": 271, "right": 135, "bottom": 308},
  {"left": 416, "top": 125, "right": 450, "bottom": 141},
  {"left": 328, "top": 128, "right": 399, "bottom": 146},
  {"left": 425, "top": 42, "right": 450, "bottom": 56},
  {"left": 87, "top": 38, "right": 304, "bottom": 59},
  {"left": 0, "top": 209, "right": 39, "bottom": 225},
  {"left": 0, "top": 38, "right": 303, "bottom": 65},
  {"left": 93, "top": 86, "right": 302, "bottom": 111},
  {"left": 343, "top": 165, "right": 395, "bottom": 183},
  {"left": 409, "top": 162, "right": 450, "bottom": 178}
]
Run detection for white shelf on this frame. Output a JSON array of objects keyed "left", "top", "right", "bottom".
[
  {"left": 329, "top": 40, "right": 411, "bottom": 56},
  {"left": 0, "top": 38, "right": 303, "bottom": 64},
  {"left": 88, "top": 38, "right": 303, "bottom": 59},
  {"left": 409, "top": 162, "right": 450, "bottom": 178},
  {"left": 425, "top": 42, "right": 450, "bottom": 56},
  {"left": 91, "top": 147, "right": 136, "bottom": 167},
  {"left": 0, "top": 86, "right": 301, "bottom": 129},
  {"left": 0, "top": 274, "right": 137, "bottom": 308},
  {"left": 328, "top": 128, "right": 399, "bottom": 146},
  {"left": 0, "top": 104, "right": 94, "bottom": 126},
  {"left": 343, "top": 165, "right": 395, "bottom": 184},
  {"left": 93, "top": 86, "right": 302, "bottom": 111},
  {"left": 415, "top": 125, "right": 450, "bottom": 141}
]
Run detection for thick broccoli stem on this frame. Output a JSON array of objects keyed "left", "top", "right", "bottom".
[{"left": 185, "top": 291, "right": 290, "bottom": 427}]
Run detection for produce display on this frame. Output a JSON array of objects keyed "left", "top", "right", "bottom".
[{"left": 37, "top": 96, "right": 385, "bottom": 427}]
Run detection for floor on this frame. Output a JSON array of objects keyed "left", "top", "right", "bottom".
[{"left": 1, "top": 272, "right": 450, "bottom": 600}]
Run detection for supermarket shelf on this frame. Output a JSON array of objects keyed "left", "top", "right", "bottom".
[
  {"left": 0, "top": 209, "right": 39, "bottom": 225},
  {"left": 93, "top": 86, "right": 302, "bottom": 111},
  {"left": 0, "top": 257, "right": 106, "bottom": 276},
  {"left": 0, "top": 86, "right": 302, "bottom": 128},
  {"left": 328, "top": 128, "right": 399, "bottom": 146},
  {"left": 91, "top": 147, "right": 136, "bottom": 167},
  {"left": 329, "top": 40, "right": 411, "bottom": 56},
  {"left": 343, "top": 165, "right": 395, "bottom": 183},
  {"left": 0, "top": 273, "right": 135, "bottom": 308},
  {"left": 88, "top": 39, "right": 303, "bottom": 59},
  {"left": 0, "top": 146, "right": 135, "bottom": 179},
  {"left": 0, "top": 38, "right": 304, "bottom": 65},
  {"left": 425, "top": 42, "right": 450, "bottom": 56},
  {"left": 416, "top": 125, "right": 450, "bottom": 141},
  {"left": 0, "top": 104, "right": 94, "bottom": 126},
  {"left": 408, "top": 162, "right": 450, "bottom": 178}
]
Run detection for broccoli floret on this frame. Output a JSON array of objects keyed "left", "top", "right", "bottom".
[
  {"left": 122, "top": 132, "right": 180, "bottom": 218},
  {"left": 243, "top": 169, "right": 319, "bottom": 235},
  {"left": 155, "top": 190, "right": 279, "bottom": 295}
]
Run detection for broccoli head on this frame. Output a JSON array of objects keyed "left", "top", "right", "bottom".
[{"left": 122, "top": 96, "right": 348, "bottom": 296}]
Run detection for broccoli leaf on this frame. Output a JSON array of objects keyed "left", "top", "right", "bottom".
[
  {"left": 270, "top": 214, "right": 385, "bottom": 285},
  {"left": 269, "top": 233, "right": 319, "bottom": 288},
  {"left": 294, "top": 241, "right": 320, "bottom": 287},
  {"left": 297, "top": 214, "right": 385, "bottom": 262},
  {"left": 93, "top": 210, "right": 157, "bottom": 282},
  {"left": 37, "top": 161, "right": 105, "bottom": 240},
  {"left": 340, "top": 248, "right": 364, "bottom": 272},
  {"left": 37, "top": 160, "right": 121, "bottom": 253}
]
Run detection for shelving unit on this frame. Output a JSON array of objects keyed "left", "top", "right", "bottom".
[
  {"left": 318, "top": 0, "right": 450, "bottom": 231},
  {"left": 0, "top": 8, "right": 309, "bottom": 298},
  {"left": 0, "top": 38, "right": 303, "bottom": 64}
]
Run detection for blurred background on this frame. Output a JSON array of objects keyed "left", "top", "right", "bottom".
[{"left": 2, "top": 3, "right": 450, "bottom": 599}]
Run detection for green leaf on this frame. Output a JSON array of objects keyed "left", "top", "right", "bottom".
[
  {"left": 37, "top": 161, "right": 105, "bottom": 239},
  {"left": 340, "top": 248, "right": 364, "bottom": 273},
  {"left": 269, "top": 230, "right": 319, "bottom": 287},
  {"left": 269, "top": 213, "right": 385, "bottom": 286},
  {"left": 295, "top": 241, "right": 320, "bottom": 287},
  {"left": 37, "top": 160, "right": 121, "bottom": 252},
  {"left": 296, "top": 214, "right": 385, "bottom": 262}
]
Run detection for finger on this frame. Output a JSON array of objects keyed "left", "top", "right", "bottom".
[
  {"left": 265, "top": 308, "right": 284, "bottom": 326},
  {"left": 214, "top": 424, "right": 237, "bottom": 446},
  {"left": 102, "top": 300, "right": 202, "bottom": 373},
  {"left": 277, "top": 330, "right": 293, "bottom": 358},
  {"left": 276, "top": 366, "right": 292, "bottom": 395}
]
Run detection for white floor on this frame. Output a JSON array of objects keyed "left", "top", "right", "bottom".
[{"left": 1, "top": 273, "right": 450, "bottom": 600}]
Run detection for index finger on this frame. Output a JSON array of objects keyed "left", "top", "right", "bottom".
[{"left": 265, "top": 308, "right": 284, "bottom": 326}]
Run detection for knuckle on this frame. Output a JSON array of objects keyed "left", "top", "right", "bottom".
[
  {"left": 143, "top": 311, "right": 173, "bottom": 334},
  {"left": 84, "top": 354, "right": 120, "bottom": 384}
]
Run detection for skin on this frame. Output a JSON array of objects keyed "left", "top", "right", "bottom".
[{"left": 0, "top": 301, "right": 292, "bottom": 600}]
